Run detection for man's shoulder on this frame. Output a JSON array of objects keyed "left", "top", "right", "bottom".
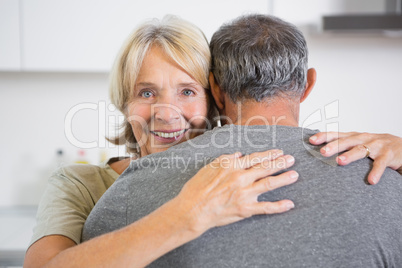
[
  {"left": 164, "top": 125, "right": 318, "bottom": 154},
  {"left": 124, "top": 125, "right": 321, "bottom": 175}
]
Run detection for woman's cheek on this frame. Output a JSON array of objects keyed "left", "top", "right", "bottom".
[
  {"left": 128, "top": 103, "right": 152, "bottom": 122},
  {"left": 127, "top": 103, "right": 152, "bottom": 140},
  {"left": 184, "top": 101, "right": 208, "bottom": 129}
]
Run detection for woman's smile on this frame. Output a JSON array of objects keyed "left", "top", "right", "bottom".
[{"left": 150, "top": 129, "right": 188, "bottom": 143}]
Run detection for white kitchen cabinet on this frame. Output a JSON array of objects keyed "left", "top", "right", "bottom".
[
  {"left": 0, "top": 207, "right": 37, "bottom": 266},
  {"left": 272, "top": 0, "right": 384, "bottom": 28},
  {"left": 21, "top": 0, "right": 269, "bottom": 72},
  {"left": 0, "top": 0, "right": 21, "bottom": 71}
]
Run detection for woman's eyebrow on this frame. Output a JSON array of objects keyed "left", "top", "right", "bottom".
[
  {"left": 178, "top": 82, "right": 200, "bottom": 88},
  {"left": 136, "top": 82, "right": 156, "bottom": 87},
  {"left": 135, "top": 82, "right": 200, "bottom": 89}
]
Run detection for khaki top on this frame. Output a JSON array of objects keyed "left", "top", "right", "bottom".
[{"left": 29, "top": 158, "right": 120, "bottom": 247}]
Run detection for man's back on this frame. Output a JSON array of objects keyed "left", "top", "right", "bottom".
[{"left": 83, "top": 125, "right": 402, "bottom": 267}]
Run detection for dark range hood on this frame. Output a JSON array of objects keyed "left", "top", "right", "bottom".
[{"left": 323, "top": 0, "right": 402, "bottom": 31}]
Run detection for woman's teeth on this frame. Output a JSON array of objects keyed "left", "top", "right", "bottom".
[{"left": 152, "top": 130, "right": 186, "bottom": 138}]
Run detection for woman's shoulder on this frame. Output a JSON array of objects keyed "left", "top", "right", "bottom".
[{"left": 51, "top": 158, "right": 122, "bottom": 193}]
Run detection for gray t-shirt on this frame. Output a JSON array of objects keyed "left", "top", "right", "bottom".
[{"left": 83, "top": 125, "right": 402, "bottom": 267}]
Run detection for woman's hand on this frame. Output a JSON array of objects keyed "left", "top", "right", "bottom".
[
  {"left": 309, "top": 132, "right": 402, "bottom": 185},
  {"left": 174, "top": 149, "right": 298, "bottom": 235},
  {"left": 25, "top": 150, "right": 297, "bottom": 268}
]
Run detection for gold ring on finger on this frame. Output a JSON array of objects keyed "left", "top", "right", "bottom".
[{"left": 362, "top": 144, "right": 370, "bottom": 158}]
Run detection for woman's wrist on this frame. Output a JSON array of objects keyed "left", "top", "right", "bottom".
[{"left": 164, "top": 196, "right": 207, "bottom": 241}]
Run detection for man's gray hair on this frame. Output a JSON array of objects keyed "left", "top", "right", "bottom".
[{"left": 210, "top": 14, "right": 308, "bottom": 102}]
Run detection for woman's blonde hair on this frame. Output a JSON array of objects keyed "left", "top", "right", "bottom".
[{"left": 108, "top": 15, "right": 215, "bottom": 154}]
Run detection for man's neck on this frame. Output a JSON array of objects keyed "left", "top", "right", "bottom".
[{"left": 222, "top": 97, "right": 300, "bottom": 127}]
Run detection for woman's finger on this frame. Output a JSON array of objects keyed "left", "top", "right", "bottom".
[
  {"left": 238, "top": 149, "right": 284, "bottom": 169},
  {"left": 242, "top": 155, "right": 295, "bottom": 183},
  {"left": 336, "top": 144, "right": 375, "bottom": 166},
  {"left": 367, "top": 156, "right": 388, "bottom": 185},
  {"left": 251, "top": 200, "right": 295, "bottom": 215},
  {"left": 309, "top": 131, "right": 356, "bottom": 145},
  {"left": 335, "top": 142, "right": 389, "bottom": 184},
  {"left": 251, "top": 170, "right": 298, "bottom": 194},
  {"left": 209, "top": 152, "right": 243, "bottom": 169},
  {"left": 319, "top": 135, "right": 374, "bottom": 157}
]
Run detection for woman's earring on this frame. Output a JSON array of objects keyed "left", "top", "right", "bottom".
[
  {"left": 217, "top": 118, "right": 222, "bottom": 127},
  {"left": 135, "top": 143, "right": 140, "bottom": 153}
]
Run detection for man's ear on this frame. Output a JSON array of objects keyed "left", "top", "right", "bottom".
[
  {"left": 300, "top": 68, "right": 317, "bottom": 103},
  {"left": 209, "top": 72, "right": 224, "bottom": 110}
]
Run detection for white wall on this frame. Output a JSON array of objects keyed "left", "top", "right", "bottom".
[
  {"left": 300, "top": 32, "right": 402, "bottom": 136},
  {"left": 0, "top": 72, "right": 126, "bottom": 206},
  {"left": 1, "top": 0, "right": 402, "bottom": 207}
]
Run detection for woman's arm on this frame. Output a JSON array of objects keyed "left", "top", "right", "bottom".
[
  {"left": 24, "top": 149, "right": 297, "bottom": 268},
  {"left": 309, "top": 132, "right": 402, "bottom": 184}
]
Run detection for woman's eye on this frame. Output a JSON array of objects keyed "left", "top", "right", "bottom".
[
  {"left": 183, "top": 90, "right": 194, "bottom": 96},
  {"left": 141, "top": 91, "right": 153, "bottom": 98}
]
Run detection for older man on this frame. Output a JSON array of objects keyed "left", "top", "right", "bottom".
[{"left": 83, "top": 14, "right": 402, "bottom": 267}]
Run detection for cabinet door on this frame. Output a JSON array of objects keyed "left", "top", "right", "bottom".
[
  {"left": 0, "top": 0, "right": 21, "bottom": 71},
  {"left": 272, "top": 0, "right": 384, "bottom": 27},
  {"left": 21, "top": 0, "right": 268, "bottom": 72}
]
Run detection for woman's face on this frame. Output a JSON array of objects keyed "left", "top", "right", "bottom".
[{"left": 127, "top": 46, "right": 209, "bottom": 157}]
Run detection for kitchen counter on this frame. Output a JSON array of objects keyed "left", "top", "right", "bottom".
[{"left": 0, "top": 206, "right": 37, "bottom": 267}]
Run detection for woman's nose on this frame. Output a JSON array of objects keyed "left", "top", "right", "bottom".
[{"left": 153, "top": 103, "right": 181, "bottom": 123}]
